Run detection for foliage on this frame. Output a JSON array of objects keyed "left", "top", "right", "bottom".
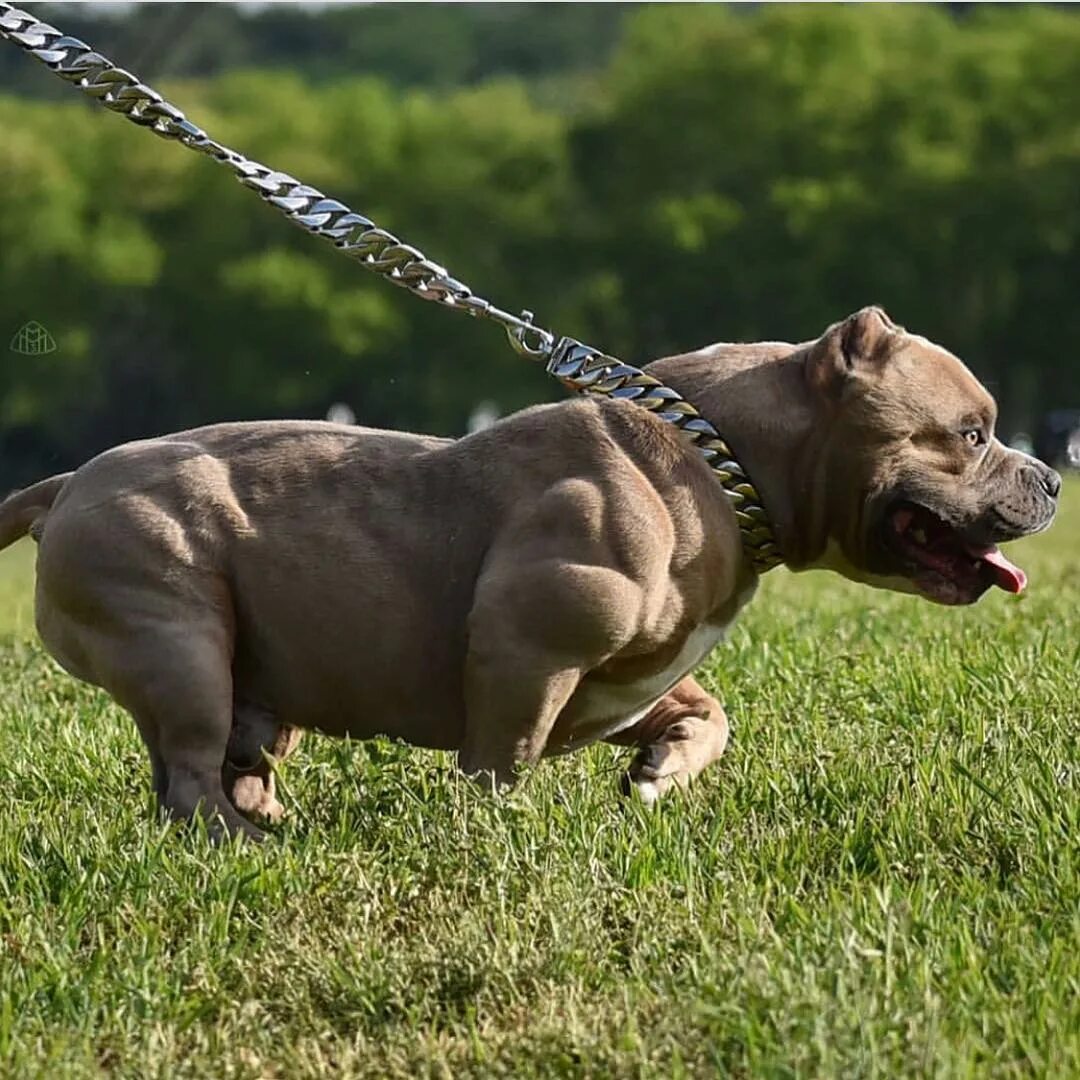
[
  {"left": 1, "top": 4, "right": 1079, "bottom": 484},
  {"left": 0, "top": 483, "right": 1076, "bottom": 1075},
  {"left": 0, "top": 3, "right": 632, "bottom": 92}
]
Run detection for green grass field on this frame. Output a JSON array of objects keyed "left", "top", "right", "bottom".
[{"left": 0, "top": 487, "right": 1076, "bottom": 1078}]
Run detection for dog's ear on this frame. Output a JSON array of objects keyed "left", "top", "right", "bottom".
[{"left": 806, "top": 306, "right": 897, "bottom": 394}]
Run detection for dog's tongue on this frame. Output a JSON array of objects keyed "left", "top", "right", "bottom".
[{"left": 970, "top": 544, "right": 1027, "bottom": 594}]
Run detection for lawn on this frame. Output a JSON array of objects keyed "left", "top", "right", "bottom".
[{"left": 0, "top": 484, "right": 1076, "bottom": 1078}]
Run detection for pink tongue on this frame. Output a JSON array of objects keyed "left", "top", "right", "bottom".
[{"left": 975, "top": 546, "right": 1027, "bottom": 594}]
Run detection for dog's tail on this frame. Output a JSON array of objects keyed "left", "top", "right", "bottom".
[{"left": 0, "top": 473, "right": 73, "bottom": 551}]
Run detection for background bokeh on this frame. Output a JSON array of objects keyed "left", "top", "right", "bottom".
[{"left": 1, "top": 2, "right": 1079, "bottom": 488}]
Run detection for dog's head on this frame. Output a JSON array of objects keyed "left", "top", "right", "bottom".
[{"left": 805, "top": 307, "right": 1059, "bottom": 604}]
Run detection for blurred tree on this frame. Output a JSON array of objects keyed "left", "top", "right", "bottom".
[
  {"left": 574, "top": 4, "right": 1080, "bottom": 428},
  {"left": 0, "top": 3, "right": 1077, "bottom": 486},
  {"left": 0, "top": 4, "right": 632, "bottom": 91}
]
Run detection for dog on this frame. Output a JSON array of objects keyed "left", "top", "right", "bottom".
[{"left": 0, "top": 307, "right": 1059, "bottom": 838}]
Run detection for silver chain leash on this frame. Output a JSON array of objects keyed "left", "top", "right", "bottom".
[{"left": 0, "top": 2, "right": 782, "bottom": 570}]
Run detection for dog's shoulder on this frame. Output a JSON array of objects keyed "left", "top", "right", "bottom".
[{"left": 460, "top": 395, "right": 732, "bottom": 548}]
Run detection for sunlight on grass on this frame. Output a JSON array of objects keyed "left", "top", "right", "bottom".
[{"left": 0, "top": 538, "right": 34, "bottom": 639}]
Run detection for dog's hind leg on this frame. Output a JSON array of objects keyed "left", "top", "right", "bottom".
[
  {"left": 114, "top": 624, "right": 265, "bottom": 841},
  {"left": 33, "top": 486, "right": 263, "bottom": 838},
  {"left": 224, "top": 704, "right": 302, "bottom": 825},
  {"left": 607, "top": 676, "right": 729, "bottom": 806},
  {"left": 40, "top": 600, "right": 264, "bottom": 841}
]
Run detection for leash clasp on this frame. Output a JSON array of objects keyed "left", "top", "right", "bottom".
[{"left": 504, "top": 310, "right": 555, "bottom": 361}]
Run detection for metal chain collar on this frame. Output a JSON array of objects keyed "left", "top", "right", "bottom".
[{"left": 0, "top": 2, "right": 782, "bottom": 571}]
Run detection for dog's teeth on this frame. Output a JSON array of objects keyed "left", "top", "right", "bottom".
[{"left": 912, "top": 528, "right": 927, "bottom": 545}]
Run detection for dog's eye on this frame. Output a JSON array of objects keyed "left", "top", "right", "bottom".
[{"left": 962, "top": 428, "right": 985, "bottom": 448}]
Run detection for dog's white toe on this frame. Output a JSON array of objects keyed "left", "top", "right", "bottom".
[{"left": 633, "top": 779, "right": 661, "bottom": 807}]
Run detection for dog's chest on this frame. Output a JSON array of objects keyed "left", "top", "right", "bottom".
[{"left": 559, "top": 621, "right": 730, "bottom": 749}]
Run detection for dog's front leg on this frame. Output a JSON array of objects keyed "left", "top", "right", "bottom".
[
  {"left": 608, "top": 676, "right": 730, "bottom": 805},
  {"left": 458, "top": 646, "right": 580, "bottom": 788},
  {"left": 458, "top": 559, "right": 640, "bottom": 787}
]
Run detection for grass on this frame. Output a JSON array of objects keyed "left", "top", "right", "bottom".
[{"left": 0, "top": 485, "right": 1077, "bottom": 1078}]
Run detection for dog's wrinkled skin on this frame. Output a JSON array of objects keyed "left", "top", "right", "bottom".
[{"left": 0, "top": 308, "right": 1058, "bottom": 838}]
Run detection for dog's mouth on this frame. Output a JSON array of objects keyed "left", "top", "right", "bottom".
[{"left": 882, "top": 501, "right": 1027, "bottom": 605}]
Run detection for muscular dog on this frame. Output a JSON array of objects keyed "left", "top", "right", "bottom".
[{"left": 0, "top": 308, "right": 1059, "bottom": 838}]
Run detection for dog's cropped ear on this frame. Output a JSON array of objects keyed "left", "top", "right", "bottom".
[{"left": 806, "top": 306, "right": 897, "bottom": 394}]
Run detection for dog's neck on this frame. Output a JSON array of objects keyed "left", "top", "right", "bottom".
[{"left": 645, "top": 341, "right": 829, "bottom": 570}]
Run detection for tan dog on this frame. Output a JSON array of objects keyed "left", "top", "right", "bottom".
[{"left": 0, "top": 308, "right": 1059, "bottom": 838}]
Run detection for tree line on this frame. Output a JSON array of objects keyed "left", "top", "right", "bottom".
[{"left": 1, "top": 3, "right": 1078, "bottom": 485}]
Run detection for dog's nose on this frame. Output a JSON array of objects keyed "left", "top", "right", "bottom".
[{"left": 1039, "top": 464, "right": 1062, "bottom": 499}]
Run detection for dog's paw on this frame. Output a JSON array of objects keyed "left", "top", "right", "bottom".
[
  {"left": 229, "top": 774, "right": 286, "bottom": 825},
  {"left": 624, "top": 775, "right": 665, "bottom": 807},
  {"left": 620, "top": 720, "right": 701, "bottom": 806}
]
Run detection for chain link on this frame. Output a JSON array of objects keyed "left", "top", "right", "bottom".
[
  {"left": 546, "top": 340, "right": 782, "bottom": 567},
  {"left": 0, "top": 2, "right": 782, "bottom": 570},
  {"left": 0, "top": 3, "right": 552, "bottom": 351}
]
